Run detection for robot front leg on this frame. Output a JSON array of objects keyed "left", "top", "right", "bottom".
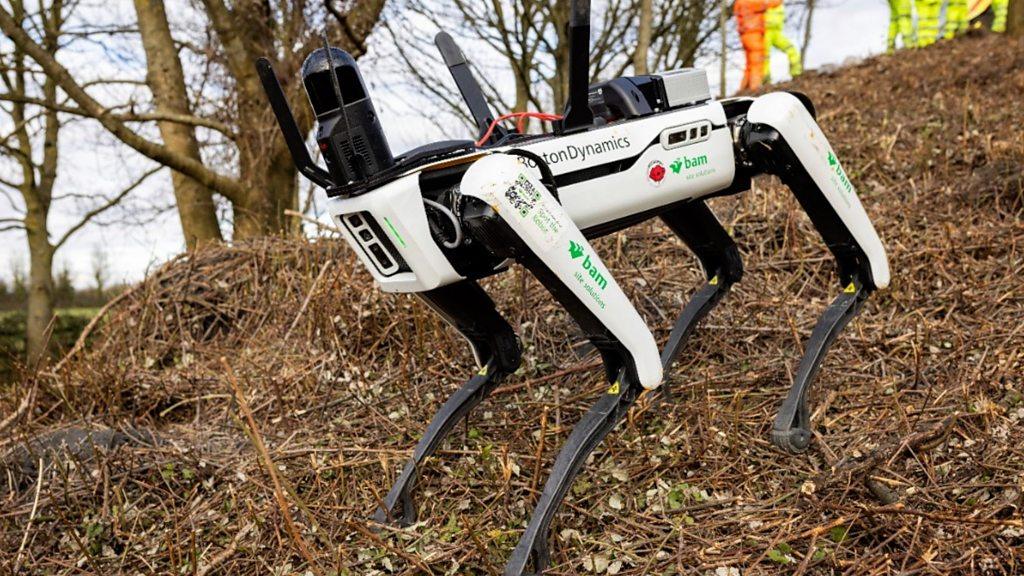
[
  {"left": 459, "top": 154, "right": 665, "bottom": 576},
  {"left": 500, "top": 201, "right": 744, "bottom": 576},
  {"left": 741, "top": 92, "right": 891, "bottom": 453},
  {"left": 373, "top": 279, "right": 521, "bottom": 525},
  {"left": 771, "top": 279, "right": 867, "bottom": 452}
]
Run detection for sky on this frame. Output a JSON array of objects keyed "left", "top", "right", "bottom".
[{"left": 0, "top": 0, "right": 893, "bottom": 290}]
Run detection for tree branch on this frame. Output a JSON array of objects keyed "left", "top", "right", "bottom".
[
  {"left": 53, "top": 165, "right": 162, "bottom": 250},
  {"left": 0, "top": 92, "right": 238, "bottom": 139},
  {"left": 0, "top": 5, "right": 248, "bottom": 204}
]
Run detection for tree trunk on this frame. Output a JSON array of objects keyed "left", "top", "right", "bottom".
[
  {"left": 550, "top": 0, "right": 572, "bottom": 111},
  {"left": 801, "top": 0, "right": 816, "bottom": 68},
  {"left": 202, "top": 0, "right": 298, "bottom": 240},
  {"left": 634, "top": 0, "right": 653, "bottom": 74},
  {"left": 24, "top": 204, "right": 55, "bottom": 364},
  {"left": 134, "top": 0, "right": 222, "bottom": 250},
  {"left": 720, "top": 0, "right": 728, "bottom": 97},
  {"left": 1009, "top": 0, "right": 1024, "bottom": 35}
]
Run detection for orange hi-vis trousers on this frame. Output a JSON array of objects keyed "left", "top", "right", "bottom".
[
  {"left": 735, "top": 0, "right": 781, "bottom": 91},
  {"left": 740, "top": 32, "right": 767, "bottom": 91}
]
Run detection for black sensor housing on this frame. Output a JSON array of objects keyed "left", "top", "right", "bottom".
[{"left": 301, "top": 47, "right": 393, "bottom": 185}]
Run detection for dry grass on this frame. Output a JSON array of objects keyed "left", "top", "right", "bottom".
[{"left": 2, "top": 33, "right": 1023, "bottom": 575}]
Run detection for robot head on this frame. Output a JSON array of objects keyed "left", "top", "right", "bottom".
[{"left": 300, "top": 46, "right": 393, "bottom": 185}]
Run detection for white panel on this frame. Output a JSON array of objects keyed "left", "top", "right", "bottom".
[
  {"left": 460, "top": 154, "right": 663, "bottom": 390},
  {"left": 512, "top": 102, "right": 735, "bottom": 230},
  {"left": 747, "top": 92, "right": 891, "bottom": 289},
  {"left": 325, "top": 174, "right": 464, "bottom": 293}
]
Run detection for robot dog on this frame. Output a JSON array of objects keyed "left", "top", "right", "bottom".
[{"left": 257, "top": 3, "right": 889, "bottom": 573}]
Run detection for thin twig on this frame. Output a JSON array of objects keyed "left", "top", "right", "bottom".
[
  {"left": 222, "top": 359, "right": 322, "bottom": 576},
  {"left": 284, "top": 261, "right": 332, "bottom": 339},
  {"left": 0, "top": 383, "right": 34, "bottom": 435},
  {"left": 13, "top": 458, "right": 43, "bottom": 573}
]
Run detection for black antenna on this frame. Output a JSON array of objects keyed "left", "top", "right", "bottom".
[
  {"left": 255, "top": 58, "right": 334, "bottom": 189},
  {"left": 322, "top": 33, "right": 367, "bottom": 181},
  {"left": 435, "top": 32, "right": 506, "bottom": 144},
  {"left": 560, "top": 0, "right": 595, "bottom": 133}
]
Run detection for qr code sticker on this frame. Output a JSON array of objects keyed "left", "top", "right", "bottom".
[{"left": 504, "top": 174, "right": 542, "bottom": 217}]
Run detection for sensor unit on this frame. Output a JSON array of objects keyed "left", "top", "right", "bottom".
[{"left": 659, "top": 68, "right": 712, "bottom": 109}]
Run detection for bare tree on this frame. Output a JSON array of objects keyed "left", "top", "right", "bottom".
[
  {"left": 635, "top": 0, "right": 653, "bottom": 73},
  {"left": 134, "top": 0, "right": 222, "bottom": 249},
  {"left": 718, "top": 0, "right": 727, "bottom": 97},
  {"left": 800, "top": 0, "right": 816, "bottom": 67},
  {"left": 379, "top": 0, "right": 720, "bottom": 140},
  {"left": 90, "top": 244, "right": 109, "bottom": 299},
  {"left": 0, "top": 0, "right": 156, "bottom": 362},
  {"left": 0, "top": 1, "right": 387, "bottom": 241}
]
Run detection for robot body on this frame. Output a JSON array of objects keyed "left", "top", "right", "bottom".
[{"left": 326, "top": 97, "right": 736, "bottom": 294}]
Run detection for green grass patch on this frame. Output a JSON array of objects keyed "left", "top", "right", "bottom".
[{"left": 0, "top": 308, "right": 98, "bottom": 382}]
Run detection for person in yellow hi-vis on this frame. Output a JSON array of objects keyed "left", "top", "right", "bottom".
[
  {"left": 762, "top": 2, "right": 802, "bottom": 83},
  {"left": 991, "top": 0, "right": 1008, "bottom": 31},
  {"left": 943, "top": 0, "right": 969, "bottom": 37},
  {"left": 915, "top": 0, "right": 942, "bottom": 45},
  {"left": 887, "top": 0, "right": 916, "bottom": 52}
]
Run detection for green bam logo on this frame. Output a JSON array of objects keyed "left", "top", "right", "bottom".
[
  {"left": 828, "top": 151, "right": 854, "bottom": 196},
  {"left": 569, "top": 240, "right": 584, "bottom": 260},
  {"left": 670, "top": 154, "right": 708, "bottom": 174},
  {"left": 568, "top": 241, "right": 608, "bottom": 290}
]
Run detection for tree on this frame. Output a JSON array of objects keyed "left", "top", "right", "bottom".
[
  {"left": 9, "top": 260, "right": 26, "bottom": 301},
  {"left": 635, "top": 0, "right": 654, "bottom": 74},
  {"left": 53, "top": 264, "right": 73, "bottom": 307},
  {"left": 380, "top": 0, "right": 720, "bottom": 139},
  {"left": 800, "top": 0, "right": 816, "bottom": 68},
  {"left": 91, "top": 244, "right": 109, "bottom": 300},
  {"left": 134, "top": 0, "right": 223, "bottom": 249},
  {"left": 0, "top": 1, "right": 387, "bottom": 241},
  {"left": 0, "top": 0, "right": 156, "bottom": 362}
]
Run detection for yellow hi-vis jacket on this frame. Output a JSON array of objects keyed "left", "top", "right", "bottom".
[
  {"left": 763, "top": 3, "right": 802, "bottom": 80},
  {"left": 888, "top": 0, "right": 916, "bottom": 51}
]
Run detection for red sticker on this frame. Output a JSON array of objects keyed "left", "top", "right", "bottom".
[{"left": 647, "top": 160, "right": 666, "bottom": 186}]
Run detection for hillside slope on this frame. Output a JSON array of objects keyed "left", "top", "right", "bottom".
[{"left": 2, "top": 33, "right": 1022, "bottom": 574}]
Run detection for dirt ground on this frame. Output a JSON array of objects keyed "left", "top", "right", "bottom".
[{"left": 2, "top": 33, "right": 1022, "bottom": 575}]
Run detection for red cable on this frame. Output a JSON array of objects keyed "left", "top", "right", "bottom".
[{"left": 475, "top": 111, "right": 564, "bottom": 147}]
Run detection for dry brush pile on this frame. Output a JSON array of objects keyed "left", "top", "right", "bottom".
[{"left": 2, "top": 33, "right": 1023, "bottom": 575}]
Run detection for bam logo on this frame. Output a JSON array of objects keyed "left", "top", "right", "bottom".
[
  {"left": 669, "top": 154, "right": 709, "bottom": 174},
  {"left": 569, "top": 240, "right": 584, "bottom": 259},
  {"left": 568, "top": 241, "right": 608, "bottom": 290},
  {"left": 828, "top": 151, "right": 854, "bottom": 196}
]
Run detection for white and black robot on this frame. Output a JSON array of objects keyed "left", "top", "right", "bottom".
[{"left": 257, "top": 2, "right": 889, "bottom": 573}]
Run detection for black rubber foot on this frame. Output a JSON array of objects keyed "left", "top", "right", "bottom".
[{"left": 771, "top": 427, "right": 812, "bottom": 454}]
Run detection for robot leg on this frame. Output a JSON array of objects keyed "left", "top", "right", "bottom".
[{"left": 740, "top": 92, "right": 890, "bottom": 452}]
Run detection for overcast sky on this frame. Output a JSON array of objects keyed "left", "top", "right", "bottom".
[{"left": 0, "top": 0, "right": 892, "bottom": 289}]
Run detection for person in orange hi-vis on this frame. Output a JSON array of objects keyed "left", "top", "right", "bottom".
[{"left": 734, "top": 0, "right": 782, "bottom": 91}]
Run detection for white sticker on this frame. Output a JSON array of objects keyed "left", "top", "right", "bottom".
[{"left": 499, "top": 173, "right": 566, "bottom": 251}]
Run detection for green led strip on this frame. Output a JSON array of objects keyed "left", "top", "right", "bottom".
[{"left": 382, "top": 216, "right": 407, "bottom": 248}]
